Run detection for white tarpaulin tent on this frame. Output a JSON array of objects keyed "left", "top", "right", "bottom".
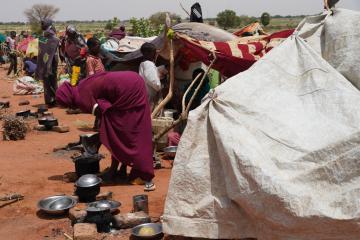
[
  {"left": 297, "top": 8, "right": 360, "bottom": 90},
  {"left": 163, "top": 9, "right": 360, "bottom": 240}
]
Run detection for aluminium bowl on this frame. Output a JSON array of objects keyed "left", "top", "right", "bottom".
[
  {"left": 162, "top": 146, "right": 177, "bottom": 158},
  {"left": 37, "top": 195, "right": 77, "bottom": 215},
  {"left": 131, "top": 223, "right": 163, "bottom": 239}
]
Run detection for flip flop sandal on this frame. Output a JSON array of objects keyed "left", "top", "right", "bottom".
[
  {"left": 144, "top": 182, "right": 156, "bottom": 191},
  {"left": 131, "top": 177, "right": 145, "bottom": 185}
]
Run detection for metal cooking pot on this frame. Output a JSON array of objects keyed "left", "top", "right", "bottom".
[
  {"left": 87, "top": 200, "right": 121, "bottom": 213},
  {"left": 85, "top": 205, "right": 113, "bottom": 233},
  {"left": 75, "top": 174, "right": 102, "bottom": 202},
  {"left": 73, "top": 153, "right": 103, "bottom": 177},
  {"left": 38, "top": 117, "right": 58, "bottom": 130},
  {"left": 133, "top": 195, "right": 149, "bottom": 214}
]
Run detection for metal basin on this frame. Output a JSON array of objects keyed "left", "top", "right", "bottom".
[
  {"left": 132, "top": 223, "right": 163, "bottom": 239},
  {"left": 75, "top": 174, "right": 102, "bottom": 188},
  {"left": 38, "top": 195, "right": 77, "bottom": 215},
  {"left": 163, "top": 146, "right": 177, "bottom": 158},
  {"left": 16, "top": 109, "right": 31, "bottom": 118},
  {"left": 87, "top": 200, "right": 121, "bottom": 213}
]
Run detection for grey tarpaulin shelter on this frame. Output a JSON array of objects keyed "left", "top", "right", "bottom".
[{"left": 163, "top": 8, "right": 360, "bottom": 240}]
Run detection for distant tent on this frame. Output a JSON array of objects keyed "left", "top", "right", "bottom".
[{"left": 190, "top": 2, "right": 203, "bottom": 23}]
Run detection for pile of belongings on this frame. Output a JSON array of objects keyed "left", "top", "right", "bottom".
[
  {"left": 13, "top": 76, "right": 43, "bottom": 95},
  {"left": 17, "top": 37, "right": 39, "bottom": 57},
  {"left": 163, "top": 8, "right": 360, "bottom": 240},
  {"left": 110, "top": 21, "right": 293, "bottom": 78},
  {"left": 102, "top": 36, "right": 157, "bottom": 53}
]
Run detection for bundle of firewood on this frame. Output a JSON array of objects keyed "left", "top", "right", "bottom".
[{"left": 2, "top": 115, "right": 28, "bottom": 141}]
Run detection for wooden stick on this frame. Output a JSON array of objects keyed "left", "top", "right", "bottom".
[
  {"left": 181, "top": 73, "right": 202, "bottom": 112},
  {"left": 179, "top": 2, "right": 191, "bottom": 17},
  {"left": 151, "top": 38, "right": 175, "bottom": 119},
  {"left": 0, "top": 193, "right": 24, "bottom": 201},
  {"left": 185, "top": 54, "right": 216, "bottom": 114},
  {"left": 154, "top": 54, "right": 217, "bottom": 142},
  {"left": 324, "top": 0, "right": 330, "bottom": 11},
  {"left": 64, "top": 233, "right": 73, "bottom": 240}
]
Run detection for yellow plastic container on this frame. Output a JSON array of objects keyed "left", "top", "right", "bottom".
[{"left": 70, "top": 66, "right": 81, "bottom": 86}]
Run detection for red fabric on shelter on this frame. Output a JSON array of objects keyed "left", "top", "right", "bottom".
[{"left": 177, "top": 29, "right": 294, "bottom": 78}]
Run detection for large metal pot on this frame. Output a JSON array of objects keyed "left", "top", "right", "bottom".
[
  {"left": 75, "top": 174, "right": 102, "bottom": 202},
  {"left": 85, "top": 206, "right": 113, "bottom": 233},
  {"left": 73, "top": 153, "right": 103, "bottom": 177},
  {"left": 87, "top": 200, "right": 121, "bottom": 213}
]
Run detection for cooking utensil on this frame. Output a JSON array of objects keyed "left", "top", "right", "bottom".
[
  {"left": 80, "top": 133, "right": 101, "bottom": 155},
  {"left": 75, "top": 174, "right": 102, "bottom": 202},
  {"left": 163, "top": 146, "right": 177, "bottom": 159},
  {"left": 37, "top": 104, "right": 48, "bottom": 114},
  {"left": 131, "top": 223, "right": 163, "bottom": 239},
  {"left": 133, "top": 195, "right": 149, "bottom": 214},
  {"left": 38, "top": 195, "right": 77, "bottom": 215},
  {"left": 73, "top": 153, "right": 103, "bottom": 177},
  {"left": 0, "top": 101, "right": 10, "bottom": 109},
  {"left": 87, "top": 200, "right": 121, "bottom": 213},
  {"left": 75, "top": 174, "right": 102, "bottom": 188},
  {"left": 85, "top": 205, "right": 113, "bottom": 233},
  {"left": 16, "top": 110, "right": 31, "bottom": 118},
  {"left": 44, "top": 118, "right": 58, "bottom": 130}
]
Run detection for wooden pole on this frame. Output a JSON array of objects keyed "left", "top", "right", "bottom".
[
  {"left": 154, "top": 54, "right": 217, "bottom": 142},
  {"left": 151, "top": 38, "right": 175, "bottom": 119}
]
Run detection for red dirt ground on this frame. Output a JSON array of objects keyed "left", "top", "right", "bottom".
[{"left": 0, "top": 66, "right": 172, "bottom": 239}]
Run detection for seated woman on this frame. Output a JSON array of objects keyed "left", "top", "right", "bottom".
[{"left": 56, "top": 71, "right": 155, "bottom": 191}]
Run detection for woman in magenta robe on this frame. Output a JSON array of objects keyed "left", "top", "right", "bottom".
[{"left": 56, "top": 71, "right": 155, "bottom": 191}]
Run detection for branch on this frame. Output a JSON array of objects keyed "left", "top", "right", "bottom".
[
  {"left": 179, "top": 2, "right": 191, "bottom": 17},
  {"left": 151, "top": 38, "right": 175, "bottom": 119},
  {"left": 154, "top": 54, "right": 217, "bottom": 142},
  {"left": 0, "top": 193, "right": 24, "bottom": 201}
]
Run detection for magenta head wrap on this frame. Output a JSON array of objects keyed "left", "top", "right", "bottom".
[{"left": 55, "top": 82, "right": 79, "bottom": 109}]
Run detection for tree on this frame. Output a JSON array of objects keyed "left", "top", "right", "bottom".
[
  {"left": 24, "top": 4, "right": 59, "bottom": 34},
  {"left": 261, "top": 12, "right": 271, "bottom": 27},
  {"left": 104, "top": 17, "right": 120, "bottom": 31},
  {"left": 149, "top": 12, "right": 181, "bottom": 27},
  {"left": 216, "top": 10, "right": 240, "bottom": 30},
  {"left": 130, "top": 17, "right": 164, "bottom": 38}
]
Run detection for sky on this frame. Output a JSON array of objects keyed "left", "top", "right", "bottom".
[{"left": 1, "top": 0, "right": 359, "bottom": 22}]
